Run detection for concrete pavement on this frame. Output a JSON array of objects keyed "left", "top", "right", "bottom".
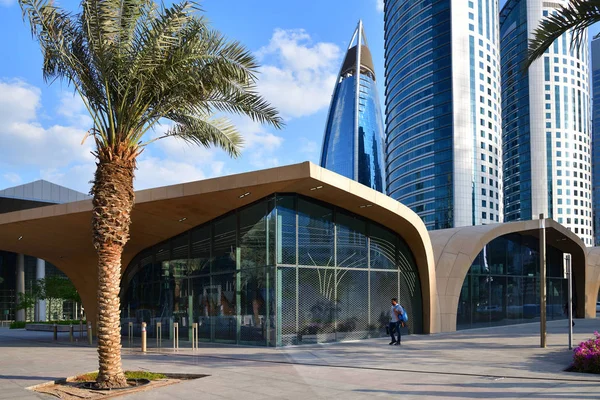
[{"left": 0, "top": 318, "right": 599, "bottom": 399}]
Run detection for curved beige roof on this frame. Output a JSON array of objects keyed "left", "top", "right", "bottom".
[
  {"left": 0, "top": 162, "right": 438, "bottom": 333},
  {"left": 430, "top": 219, "right": 588, "bottom": 332}
]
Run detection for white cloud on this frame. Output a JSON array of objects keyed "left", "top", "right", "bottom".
[
  {"left": 256, "top": 29, "right": 341, "bottom": 119},
  {"left": 0, "top": 80, "right": 95, "bottom": 190},
  {"left": 0, "top": 80, "right": 40, "bottom": 122},
  {"left": 375, "top": 0, "right": 384, "bottom": 12},
  {"left": 135, "top": 156, "right": 207, "bottom": 190},
  {"left": 56, "top": 92, "right": 94, "bottom": 128},
  {"left": 0, "top": 0, "right": 15, "bottom": 7},
  {"left": 2, "top": 172, "right": 21, "bottom": 185}
]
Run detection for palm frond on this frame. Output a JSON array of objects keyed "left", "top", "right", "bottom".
[
  {"left": 20, "top": 0, "right": 282, "bottom": 160},
  {"left": 526, "top": 0, "right": 600, "bottom": 68},
  {"left": 153, "top": 113, "right": 244, "bottom": 157}
]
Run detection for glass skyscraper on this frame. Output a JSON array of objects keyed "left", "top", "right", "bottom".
[
  {"left": 320, "top": 21, "right": 385, "bottom": 193},
  {"left": 501, "top": 0, "right": 593, "bottom": 246},
  {"left": 384, "top": 0, "right": 503, "bottom": 230},
  {"left": 592, "top": 38, "right": 600, "bottom": 246}
]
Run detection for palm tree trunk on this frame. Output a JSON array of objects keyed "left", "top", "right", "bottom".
[{"left": 92, "top": 153, "right": 135, "bottom": 389}]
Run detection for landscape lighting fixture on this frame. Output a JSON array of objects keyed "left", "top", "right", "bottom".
[
  {"left": 310, "top": 186, "right": 323, "bottom": 191},
  {"left": 239, "top": 192, "right": 251, "bottom": 199}
]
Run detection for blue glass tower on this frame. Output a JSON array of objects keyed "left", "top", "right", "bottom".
[
  {"left": 384, "top": 0, "right": 503, "bottom": 230},
  {"left": 320, "top": 21, "right": 385, "bottom": 193}
]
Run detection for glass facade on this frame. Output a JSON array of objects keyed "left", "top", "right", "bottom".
[
  {"left": 501, "top": 0, "right": 593, "bottom": 246},
  {"left": 501, "top": 0, "right": 532, "bottom": 222},
  {"left": 121, "top": 194, "right": 422, "bottom": 346},
  {"left": 457, "top": 233, "right": 570, "bottom": 330},
  {"left": 384, "top": 0, "right": 502, "bottom": 230},
  {"left": 384, "top": 0, "right": 454, "bottom": 229},
  {"left": 0, "top": 251, "right": 68, "bottom": 321},
  {"left": 320, "top": 23, "right": 385, "bottom": 193}
]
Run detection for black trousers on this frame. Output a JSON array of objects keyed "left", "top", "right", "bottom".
[{"left": 389, "top": 321, "right": 401, "bottom": 342}]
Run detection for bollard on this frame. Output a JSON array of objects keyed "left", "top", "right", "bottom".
[
  {"left": 128, "top": 322, "right": 133, "bottom": 347},
  {"left": 156, "top": 322, "right": 162, "bottom": 348},
  {"left": 53, "top": 324, "right": 58, "bottom": 341},
  {"left": 69, "top": 324, "right": 74, "bottom": 342},
  {"left": 173, "top": 322, "right": 179, "bottom": 350},
  {"left": 192, "top": 322, "right": 198, "bottom": 350},
  {"left": 141, "top": 322, "right": 147, "bottom": 353},
  {"left": 87, "top": 322, "right": 92, "bottom": 345}
]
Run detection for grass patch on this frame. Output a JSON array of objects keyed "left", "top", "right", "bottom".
[{"left": 74, "top": 371, "right": 166, "bottom": 382}]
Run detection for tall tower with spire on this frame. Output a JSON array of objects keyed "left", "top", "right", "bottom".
[{"left": 320, "top": 21, "right": 385, "bottom": 193}]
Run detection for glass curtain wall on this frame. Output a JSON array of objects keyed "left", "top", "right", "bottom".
[
  {"left": 457, "top": 233, "right": 570, "bottom": 330},
  {"left": 121, "top": 194, "right": 422, "bottom": 346}
]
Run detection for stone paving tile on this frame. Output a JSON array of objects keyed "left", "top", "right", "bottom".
[{"left": 2, "top": 320, "right": 600, "bottom": 399}]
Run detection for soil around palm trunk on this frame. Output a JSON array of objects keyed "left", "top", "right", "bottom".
[{"left": 30, "top": 372, "right": 207, "bottom": 399}]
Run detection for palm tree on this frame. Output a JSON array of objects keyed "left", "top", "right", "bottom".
[
  {"left": 526, "top": 0, "right": 600, "bottom": 67},
  {"left": 19, "top": 0, "right": 282, "bottom": 388}
]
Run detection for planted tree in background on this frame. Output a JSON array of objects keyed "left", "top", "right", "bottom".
[{"left": 19, "top": 0, "right": 281, "bottom": 388}]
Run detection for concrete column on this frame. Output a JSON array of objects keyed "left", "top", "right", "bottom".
[
  {"left": 15, "top": 254, "right": 25, "bottom": 322},
  {"left": 36, "top": 259, "right": 46, "bottom": 321}
]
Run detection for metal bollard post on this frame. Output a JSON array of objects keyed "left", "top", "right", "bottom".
[
  {"left": 141, "top": 322, "right": 147, "bottom": 353},
  {"left": 128, "top": 322, "right": 133, "bottom": 347},
  {"left": 156, "top": 322, "right": 162, "bottom": 348},
  {"left": 173, "top": 322, "right": 179, "bottom": 350},
  {"left": 87, "top": 322, "right": 92, "bottom": 345},
  {"left": 69, "top": 324, "right": 74, "bottom": 342},
  {"left": 192, "top": 322, "right": 198, "bottom": 350},
  {"left": 53, "top": 323, "right": 58, "bottom": 341}
]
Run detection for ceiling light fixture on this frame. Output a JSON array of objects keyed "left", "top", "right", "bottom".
[
  {"left": 18, "top": 236, "right": 23, "bottom": 241},
  {"left": 310, "top": 185, "right": 323, "bottom": 191},
  {"left": 178, "top": 217, "right": 187, "bottom": 222},
  {"left": 239, "top": 192, "right": 251, "bottom": 198},
  {"left": 359, "top": 204, "right": 373, "bottom": 209}
]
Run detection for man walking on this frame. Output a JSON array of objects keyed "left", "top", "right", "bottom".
[{"left": 389, "top": 297, "right": 404, "bottom": 345}]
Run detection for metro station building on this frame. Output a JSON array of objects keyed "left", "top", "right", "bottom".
[{"left": 0, "top": 163, "right": 598, "bottom": 345}]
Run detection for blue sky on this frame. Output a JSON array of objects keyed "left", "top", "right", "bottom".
[
  {"left": 0, "top": 0, "right": 386, "bottom": 193},
  {"left": 1, "top": 0, "right": 599, "bottom": 193}
]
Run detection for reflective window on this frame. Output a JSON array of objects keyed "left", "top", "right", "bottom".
[{"left": 121, "top": 194, "right": 422, "bottom": 347}]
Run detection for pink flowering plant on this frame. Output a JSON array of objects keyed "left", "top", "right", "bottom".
[{"left": 572, "top": 331, "right": 600, "bottom": 374}]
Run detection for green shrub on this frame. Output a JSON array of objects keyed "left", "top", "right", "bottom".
[{"left": 9, "top": 321, "right": 26, "bottom": 329}]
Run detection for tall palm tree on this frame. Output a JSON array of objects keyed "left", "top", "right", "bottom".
[
  {"left": 526, "top": 0, "right": 600, "bottom": 67},
  {"left": 19, "top": 0, "right": 282, "bottom": 388}
]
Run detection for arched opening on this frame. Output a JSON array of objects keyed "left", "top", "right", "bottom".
[
  {"left": 121, "top": 193, "right": 424, "bottom": 346},
  {"left": 0, "top": 251, "right": 85, "bottom": 323},
  {"left": 457, "top": 230, "right": 585, "bottom": 330}
]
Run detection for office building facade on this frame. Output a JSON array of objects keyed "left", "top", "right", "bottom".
[
  {"left": 501, "top": 0, "right": 593, "bottom": 246},
  {"left": 592, "top": 38, "right": 600, "bottom": 246},
  {"left": 320, "top": 21, "right": 386, "bottom": 193},
  {"left": 384, "top": 0, "right": 503, "bottom": 230}
]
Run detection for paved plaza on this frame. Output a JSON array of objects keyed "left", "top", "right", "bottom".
[{"left": 0, "top": 319, "right": 599, "bottom": 399}]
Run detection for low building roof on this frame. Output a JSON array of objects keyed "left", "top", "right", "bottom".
[{"left": 0, "top": 162, "right": 438, "bottom": 332}]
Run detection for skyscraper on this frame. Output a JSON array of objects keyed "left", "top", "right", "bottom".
[
  {"left": 592, "top": 38, "right": 600, "bottom": 246},
  {"left": 501, "top": 0, "right": 593, "bottom": 246},
  {"left": 320, "top": 21, "right": 385, "bottom": 193},
  {"left": 384, "top": 0, "right": 503, "bottom": 230}
]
